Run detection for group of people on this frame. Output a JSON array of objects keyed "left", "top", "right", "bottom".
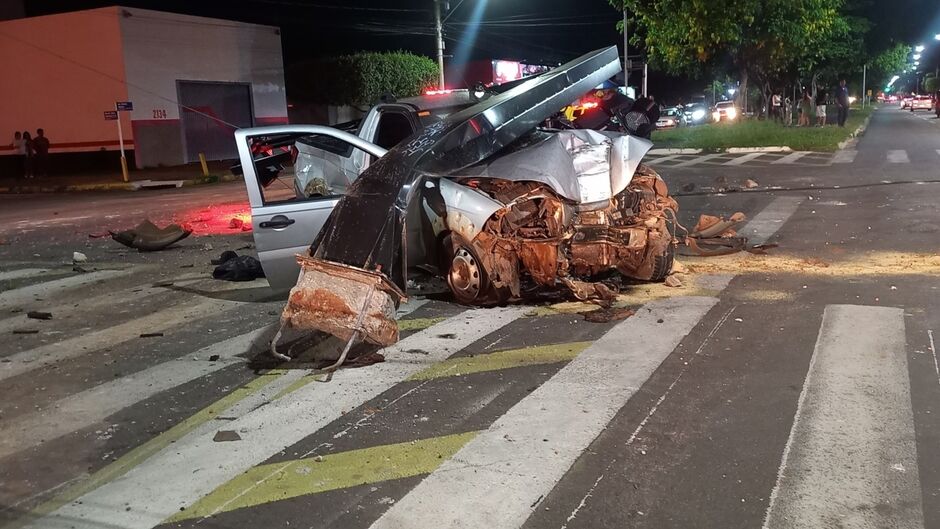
[
  {"left": 797, "top": 79, "right": 851, "bottom": 127},
  {"left": 10, "top": 129, "right": 50, "bottom": 178}
]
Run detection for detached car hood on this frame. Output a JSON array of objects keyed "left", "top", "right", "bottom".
[{"left": 312, "top": 46, "right": 622, "bottom": 290}]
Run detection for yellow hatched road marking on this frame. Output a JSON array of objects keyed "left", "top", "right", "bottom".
[
  {"left": 167, "top": 431, "right": 479, "bottom": 522},
  {"left": 407, "top": 341, "right": 592, "bottom": 381},
  {"left": 12, "top": 371, "right": 288, "bottom": 528}
]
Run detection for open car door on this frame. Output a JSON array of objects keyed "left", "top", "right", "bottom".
[{"left": 234, "top": 125, "right": 387, "bottom": 291}]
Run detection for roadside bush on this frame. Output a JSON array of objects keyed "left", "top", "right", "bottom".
[{"left": 291, "top": 51, "right": 438, "bottom": 107}]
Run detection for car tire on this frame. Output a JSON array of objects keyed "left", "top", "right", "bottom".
[
  {"left": 649, "top": 243, "right": 675, "bottom": 282},
  {"left": 442, "top": 234, "right": 508, "bottom": 305}
]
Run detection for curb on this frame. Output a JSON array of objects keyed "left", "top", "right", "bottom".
[
  {"left": 836, "top": 113, "right": 873, "bottom": 151},
  {"left": 725, "top": 146, "right": 792, "bottom": 153},
  {"left": 648, "top": 146, "right": 792, "bottom": 155},
  {"left": 0, "top": 173, "right": 241, "bottom": 194}
]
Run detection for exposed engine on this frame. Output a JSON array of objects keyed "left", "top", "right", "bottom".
[{"left": 447, "top": 163, "right": 678, "bottom": 304}]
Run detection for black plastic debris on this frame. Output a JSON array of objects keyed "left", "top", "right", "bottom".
[
  {"left": 26, "top": 311, "right": 53, "bottom": 320},
  {"left": 211, "top": 251, "right": 265, "bottom": 282}
]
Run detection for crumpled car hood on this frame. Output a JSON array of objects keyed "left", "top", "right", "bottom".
[
  {"left": 458, "top": 129, "right": 653, "bottom": 204},
  {"left": 311, "top": 46, "right": 622, "bottom": 290}
]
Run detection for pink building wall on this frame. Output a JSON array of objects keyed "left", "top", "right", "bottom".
[{"left": 0, "top": 7, "right": 131, "bottom": 157}]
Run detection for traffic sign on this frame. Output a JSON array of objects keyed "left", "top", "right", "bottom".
[
  {"left": 116, "top": 101, "right": 134, "bottom": 111},
  {"left": 104, "top": 111, "right": 118, "bottom": 120}
]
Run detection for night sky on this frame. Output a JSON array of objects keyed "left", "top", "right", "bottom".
[{"left": 23, "top": 0, "right": 940, "bottom": 101}]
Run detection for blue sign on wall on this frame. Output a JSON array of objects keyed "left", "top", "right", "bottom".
[
  {"left": 115, "top": 101, "right": 134, "bottom": 111},
  {"left": 104, "top": 111, "right": 119, "bottom": 120}
]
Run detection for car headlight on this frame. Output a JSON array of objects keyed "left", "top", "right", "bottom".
[
  {"left": 712, "top": 111, "right": 721, "bottom": 121},
  {"left": 692, "top": 109, "right": 705, "bottom": 120},
  {"left": 726, "top": 108, "right": 738, "bottom": 119}
]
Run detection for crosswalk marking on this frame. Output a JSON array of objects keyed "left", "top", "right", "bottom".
[
  {"left": 672, "top": 153, "right": 725, "bottom": 167},
  {"left": 763, "top": 305, "right": 924, "bottom": 529},
  {"left": 16, "top": 369, "right": 300, "bottom": 527},
  {"left": 770, "top": 151, "right": 810, "bottom": 164},
  {"left": 0, "top": 324, "right": 275, "bottom": 460},
  {"left": 168, "top": 431, "right": 480, "bottom": 521},
  {"left": 646, "top": 154, "right": 683, "bottom": 164},
  {"left": 831, "top": 149, "right": 857, "bottom": 164},
  {"left": 32, "top": 307, "right": 527, "bottom": 529},
  {"left": 0, "top": 269, "right": 131, "bottom": 310},
  {"left": 722, "top": 152, "right": 765, "bottom": 166},
  {"left": 0, "top": 268, "right": 50, "bottom": 282},
  {"left": 369, "top": 296, "right": 720, "bottom": 529},
  {"left": 407, "top": 341, "right": 591, "bottom": 381},
  {"left": 887, "top": 149, "right": 910, "bottom": 163},
  {"left": 0, "top": 295, "right": 252, "bottom": 382},
  {"left": 738, "top": 196, "right": 803, "bottom": 246}
]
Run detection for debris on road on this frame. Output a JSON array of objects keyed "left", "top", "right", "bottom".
[
  {"left": 110, "top": 219, "right": 192, "bottom": 252},
  {"left": 12, "top": 329, "right": 39, "bottom": 335},
  {"left": 664, "top": 275, "right": 683, "bottom": 288},
  {"left": 139, "top": 332, "right": 164, "bottom": 338},
  {"left": 744, "top": 179, "right": 760, "bottom": 189},
  {"left": 208, "top": 354, "right": 220, "bottom": 361},
  {"left": 583, "top": 307, "right": 635, "bottom": 323},
  {"left": 211, "top": 251, "right": 265, "bottom": 282},
  {"left": 213, "top": 430, "right": 242, "bottom": 442},
  {"left": 26, "top": 311, "right": 52, "bottom": 320},
  {"left": 72, "top": 251, "right": 88, "bottom": 263}
]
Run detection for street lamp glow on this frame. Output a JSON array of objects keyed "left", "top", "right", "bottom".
[
  {"left": 915, "top": 44, "right": 926, "bottom": 52},
  {"left": 935, "top": 34, "right": 940, "bottom": 41},
  {"left": 727, "top": 88, "right": 736, "bottom": 95},
  {"left": 913, "top": 53, "right": 921, "bottom": 60},
  {"left": 915, "top": 60, "right": 920, "bottom": 66}
]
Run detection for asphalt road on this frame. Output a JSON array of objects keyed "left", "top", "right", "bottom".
[{"left": 1, "top": 106, "right": 939, "bottom": 529}]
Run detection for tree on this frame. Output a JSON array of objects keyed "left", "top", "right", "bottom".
[
  {"left": 610, "top": 0, "right": 842, "bottom": 114},
  {"left": 869, "top": 42, "right": 911, "bottom": 89},
  {"left": 924, "top": 74, "right": 937, "bottom": 94},
  {"left": 289, "top": 51, "right": 439, "bottom": 107}
]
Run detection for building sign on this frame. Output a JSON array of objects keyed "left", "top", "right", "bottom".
[
  {"left": 116, "top": 101, "right": 134, "bottom": 111},
  {"left": 104, "top": 111, "right": 118, "bottom": 120}
]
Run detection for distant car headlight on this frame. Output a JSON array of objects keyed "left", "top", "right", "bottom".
[
  {"left": 692, "top": 109, "right": 706, "bottom": 120},
  {"left": 726, "top": 108, "right": 738, "bottom": 119}
]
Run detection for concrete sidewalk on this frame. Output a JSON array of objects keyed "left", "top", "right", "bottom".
[{"left": 0, "top": 161, "right": 240, "bottom": 193}]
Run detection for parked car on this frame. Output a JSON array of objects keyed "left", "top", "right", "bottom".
[
  {"left": 682, "top": 103, "right": 709, "bottom": 125},
  {"left": 234, "top": 47, "right": 680, "bottom": 347},
  {"left": 901, "top": 96, "right": 913, "bottom": 109},
  {"left": 712, "top": 100, "right": 738, "bottom": 122},
  {"left": 656, "top": 107, "right": 684, "bottom": 128},
  {"left": 910, "top": 95, "right": 933, "bottom": 111}
]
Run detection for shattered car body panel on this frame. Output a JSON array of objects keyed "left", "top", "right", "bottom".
[{"left": 266, "top": 46, "right": 678, "bottom": 348}]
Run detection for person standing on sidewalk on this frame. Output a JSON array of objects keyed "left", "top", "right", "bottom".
[
  {"left": 771, "top": 93, "right": 782, "bottom": 123},
  {"left": 815, "top": 88, "right": 828, "bottom": 126},
  {"left": 32, "top": 128, "right": 50, "bottom": 177},
  {"left": 11, "top": 131, "right": 26, "bottom": 178},
  {"left": 835, "top": 79, "right": 850, "bottom": 127},
  {"left": 21, "top": 131, "right": 34, "bottom": 178},
  {"left": 799, "top": 91, "right": 813, "bottom": 126}
]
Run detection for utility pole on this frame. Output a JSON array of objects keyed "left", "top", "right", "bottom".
[
  {"left": 642, "top": 63, "right": 648, "bottom": 97},
  {"left": 861, "top": 64, "right": 867, "bottom": 108},
  {"left": 434, "top": 0, "right": 445, "bottom": 89},
  {"left": 623, "top": 8, "right": 629, "bottom": 90}
]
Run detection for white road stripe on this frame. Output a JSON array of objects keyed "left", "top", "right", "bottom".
[
  {"left": 0, "top": 324, "right": 276, "bottom": 460},
  {"left": 33, "top": 306, "right": 527, "bottom": 529},
  {"left": 672, "top": 153, "right": 725, "bottom": 167},
  {"left": 0, "top": 269, "right": 131, "bottom": 309},
  {"left": 0, "top": 273, "right": 210, "bottom": 335},
  {"left": 0, "top": 295, "right": 251, "bottom": 382},
  {"left": 647, "top": 154, "right": 683, "bottom": 164},
  {"left": 738, "top": 196, "right": 803, "bottom": 246},
  {"left": 370, "top": 295, "right": 720, "bottom": 529},
  {"left": 0, "top": 268, "right": 50, "bottom": 282},
  {"left": 722, "top": 152, "right": 764, "bottom": 166},
  {"left": 763, "top": 305, "right": 924, "bottom": 529},
  {"left": 830, "top": 149, "right": 857, "bottom": 164},
  {"left": 770, "top": 151, "right": 811, "bottom": 164},
  {"left": 936, "top": 149, "right": 940, "bottom": 158},
  {"left": 887, "top": 149, "right": 910, "bottom": 163}
]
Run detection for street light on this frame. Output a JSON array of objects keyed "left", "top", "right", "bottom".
[
  {"left": 913, "top": 53, "right": 922, "bottom": 60},
  {"left": 935, "top": 34, "right": 940, "bottom": 41},
  {"left": 915, "top": 44, "right": 926, "bottom": 52}
]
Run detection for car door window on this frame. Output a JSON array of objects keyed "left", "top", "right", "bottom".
[
  {"left": 374, "top": 111, "right": 416, "bottom": 149},
  {"left": 246, "top": 132, "right": 363, "bottom": 205}
]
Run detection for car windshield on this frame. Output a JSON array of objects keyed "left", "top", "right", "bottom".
[{"left": 296, "top": 119, "right": 361, "bottom": 155}]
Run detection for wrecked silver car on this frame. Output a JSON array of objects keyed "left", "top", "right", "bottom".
[{"left": 235, "top": 46, "right": 678, "bottom": 351}]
